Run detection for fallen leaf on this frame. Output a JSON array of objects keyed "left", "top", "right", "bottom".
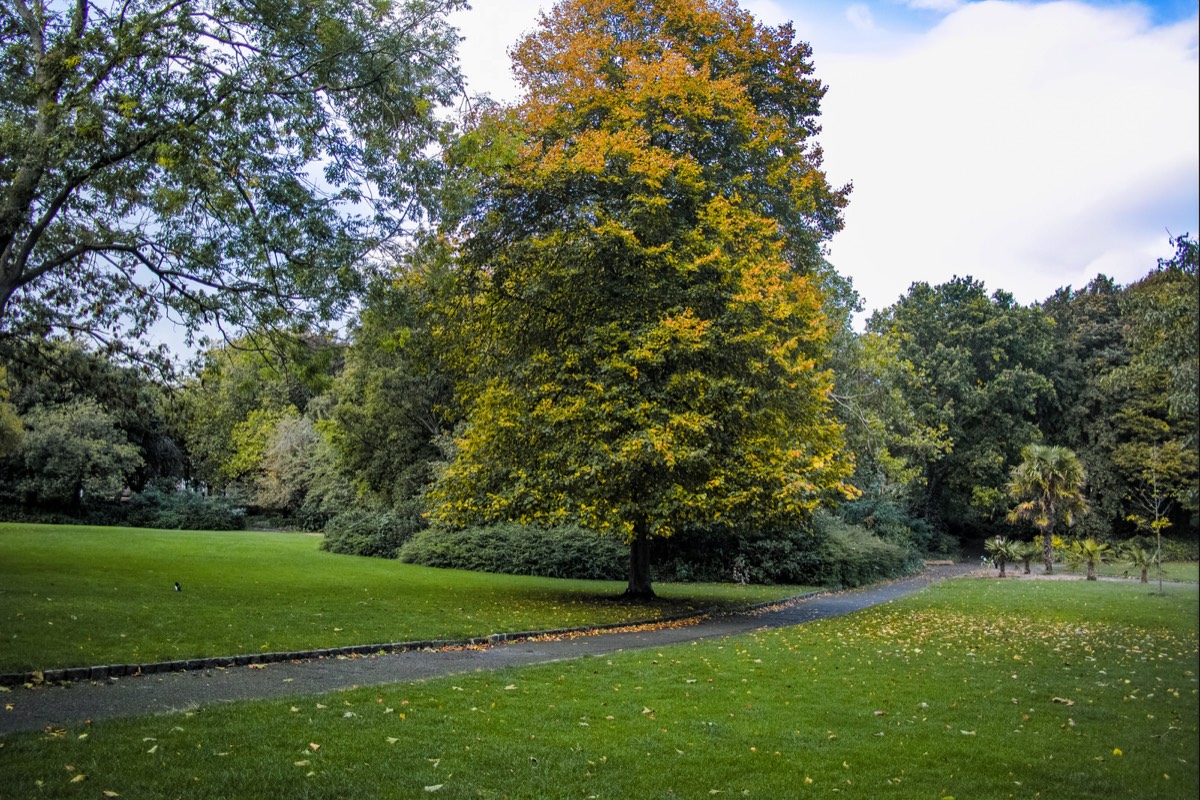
[
  {"left": 309, "top": 743, "right": 321, "bottom": 751},
  {"left": 424, "top": 785, "right": 443, "bottom": 792},
  {"left": 147, "top": 744, "right": 158, "bottom": 754},
  {"left": 70, "top": 774, "right": 87, "bottom": 783},
  {"left": 294, "top": 760, "right": 309, "bottom": 767},
  {"left": 387, "top": 737, "right": 399, "bottom": 745},
  {"left": 102, "top": 791, "right": 120, "bottom": 798}
]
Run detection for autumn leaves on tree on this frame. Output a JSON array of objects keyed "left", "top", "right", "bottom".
[{"left": 429, "top": 0, "right": 855, "bottom": 596}]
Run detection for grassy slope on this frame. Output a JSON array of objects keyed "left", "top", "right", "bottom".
[
  {"left": 0, "top": 578, "right": 1194, "bottom": 799},
  {"left": 0, "top": 524, "right": 814, "bottom": 672}
]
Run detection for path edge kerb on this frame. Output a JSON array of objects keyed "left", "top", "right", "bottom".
[{"left": 0, "top": 591, "right": 824, "bottom": 688}]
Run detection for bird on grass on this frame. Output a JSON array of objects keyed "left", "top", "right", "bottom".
[{"left": 174, "top": 582, "right": 181, "bottom": 592}]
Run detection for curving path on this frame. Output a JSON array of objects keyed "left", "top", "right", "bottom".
[{"left": 0, "top": 563, "right": 974, "bottom": 735}]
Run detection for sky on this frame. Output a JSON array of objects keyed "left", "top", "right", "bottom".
[{"left": 448, "top": 0, "right": 1199, "bottom": 320}]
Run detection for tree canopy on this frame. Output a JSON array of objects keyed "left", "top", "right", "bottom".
[{"left": 0, "top": 0, "right": 464, "bottom": 362}]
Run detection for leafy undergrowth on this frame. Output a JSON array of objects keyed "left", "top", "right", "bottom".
[
  {"left": 0, "top": 578, "right": 1195, "bottom": 798},
  {"left": 0, "top": 524, "right": 814, "bottom": 673}
]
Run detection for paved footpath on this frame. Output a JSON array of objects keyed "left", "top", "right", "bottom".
[{"left": 0, "top": 563, "right": 974, "bottom": 735}]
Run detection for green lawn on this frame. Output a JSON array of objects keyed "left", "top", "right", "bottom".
[
  {"left": 0, "top": 523, "right": 815, "bottom": 673},
  {"left": 0, "top": 577, "right": 1194, "bottom": 798}
]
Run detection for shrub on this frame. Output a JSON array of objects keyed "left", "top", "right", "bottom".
[
  {"left": 652, "top": 516, "right": 922, "bottom": 587},
  {"left": 398, "top": 523, "right": 627, "bottom": 580},
  {"left": 837, "top": 497, "right": 959, "bottom": 557},
  {"left": 1123, "top": 534, "right": 1199, "bottom": 562},
  {"left": 119, "top": 488, "right": 245, "bottom": 530},
  {"left": 320, "top": 504, "right": 425, "bottom": 558},
  {"left": 808, "top": 513, "right": 924, "bottom": 588}
]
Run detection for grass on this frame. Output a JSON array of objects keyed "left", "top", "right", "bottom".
[
  {"left": 0, "top": 523, "right": 815, "bottom": 673},
  {"left": 0, "top": 577, "right": 1194, "bottom": 798}
]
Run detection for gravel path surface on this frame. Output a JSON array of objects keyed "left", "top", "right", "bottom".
[{"left": 0, "top": 563, "right": 974, "bottom": 735}]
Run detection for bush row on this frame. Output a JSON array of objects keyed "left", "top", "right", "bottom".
[
  {"left": 398, "top": 523, "right": 628, "bottom": 580},
  {"left": 0, "top": 488, "right": 244, "bottom": 530},
  {"left": 392, "top": 513, "right": 923, "bottom": 589}
]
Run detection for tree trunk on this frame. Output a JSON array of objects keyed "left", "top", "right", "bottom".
[
  {"left": 1140, "top": 567, "right": 1148, "bottom": 583},
  {"left": 624, "top": 523, "right": 655, "bottom": 600},
  {"left": 998, "top": 556, "right": 1007, "bottom": 578},
  {"left": 1023, "top": 559, "right": 1031, "bottom": 575},
  {"left": 1041, "top": 530, "right": 1054, "bottom": 575},
  {"left": 1086, "top": 561, "right": 1097, "bottom": 580}
]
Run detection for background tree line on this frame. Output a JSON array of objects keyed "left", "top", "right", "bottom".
[{"left": 2, "top": 236, "right": 1194, "bottom": 560}]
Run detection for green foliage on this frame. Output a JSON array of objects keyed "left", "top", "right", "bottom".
[
  {"left": 1, "top": 398, "right": 143, "bottom": 507},
  {"left": 1, "top": 340, "right": 184, "bottom": 487},
  {"left": 806, "top": 513, "right": 923, "bottom": 588},
  {"left": 178, "top": 333, "right": 344, "bottom": 491},
  {"left": 328, "top": 272, "right": 454, "bottom": 509},
  {"left": 320, "top": 504, "right": 426, "bottom": 558},
  {"left": 836, "top": 497, "right": 956, "bottom": 556},
  {"left": 119, "top": 488, "right": 245, "bottom": 531},
  {"left": 0, "top": 366, "right": 21, "bottom": 457},
  {"left": 398, "top": 523, "right": 628, "bottom": 580},
  {"left": 821, "top": 271, "right": 951, "bottom": 503},
  {"left": 0, "top": 0, "right": 466, "bottom": 362},
  {"left": 1040, "top": 242, "right": 1198, "bottom": 539},
  {"left": 1125, "top": 533, "right": 1200, "bottom": 562},
  {"left": 868, "top": 277, "right": 1056, "bottom": 531}
]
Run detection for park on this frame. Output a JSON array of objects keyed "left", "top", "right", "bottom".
[{"left": 1, "top": 0, "right": 1197, "bottom": 797}]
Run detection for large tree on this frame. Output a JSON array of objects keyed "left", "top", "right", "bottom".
[
  {"left": 0, "top": 0, "right": 463, "bottom": 361},
  {"left": 430, "top": 0, "right": 854, "bottom": 597}
]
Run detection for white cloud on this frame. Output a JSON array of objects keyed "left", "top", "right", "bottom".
[
  {"left": 741, "top": 0, "right": 794, "bottom": 27},
  {"left": 846, "top": 3, "right": 878, "bottom": 31},
  {"left": 449, "top": 2, "right": 549, "bottom": 102},
  {"left": 818, "top": 1, "right": 1199, "bottom": 313},
  {"left": 904, "top": 0, "right": 964, "bottom": 13}
]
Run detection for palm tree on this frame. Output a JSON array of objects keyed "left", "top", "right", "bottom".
[
  {"left": 1007, "top": 445, "right": 1089, "bottom": 575},
  {"left": 984, "top": 536, "right": 1022, "bottom": 578},
  {"left": 1121, "top": 545, "right": 1155, "bottom": 584},
  {"left": 1067, "top": 538, "right": 1112, "bottom": 580},
  {"left": 1017, "top": 540, "right": 1042, "bottom": 575}
]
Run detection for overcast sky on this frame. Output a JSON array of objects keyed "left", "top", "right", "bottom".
[{"left": 449, "top": 0, "right": 1199, "bottom": 319}]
